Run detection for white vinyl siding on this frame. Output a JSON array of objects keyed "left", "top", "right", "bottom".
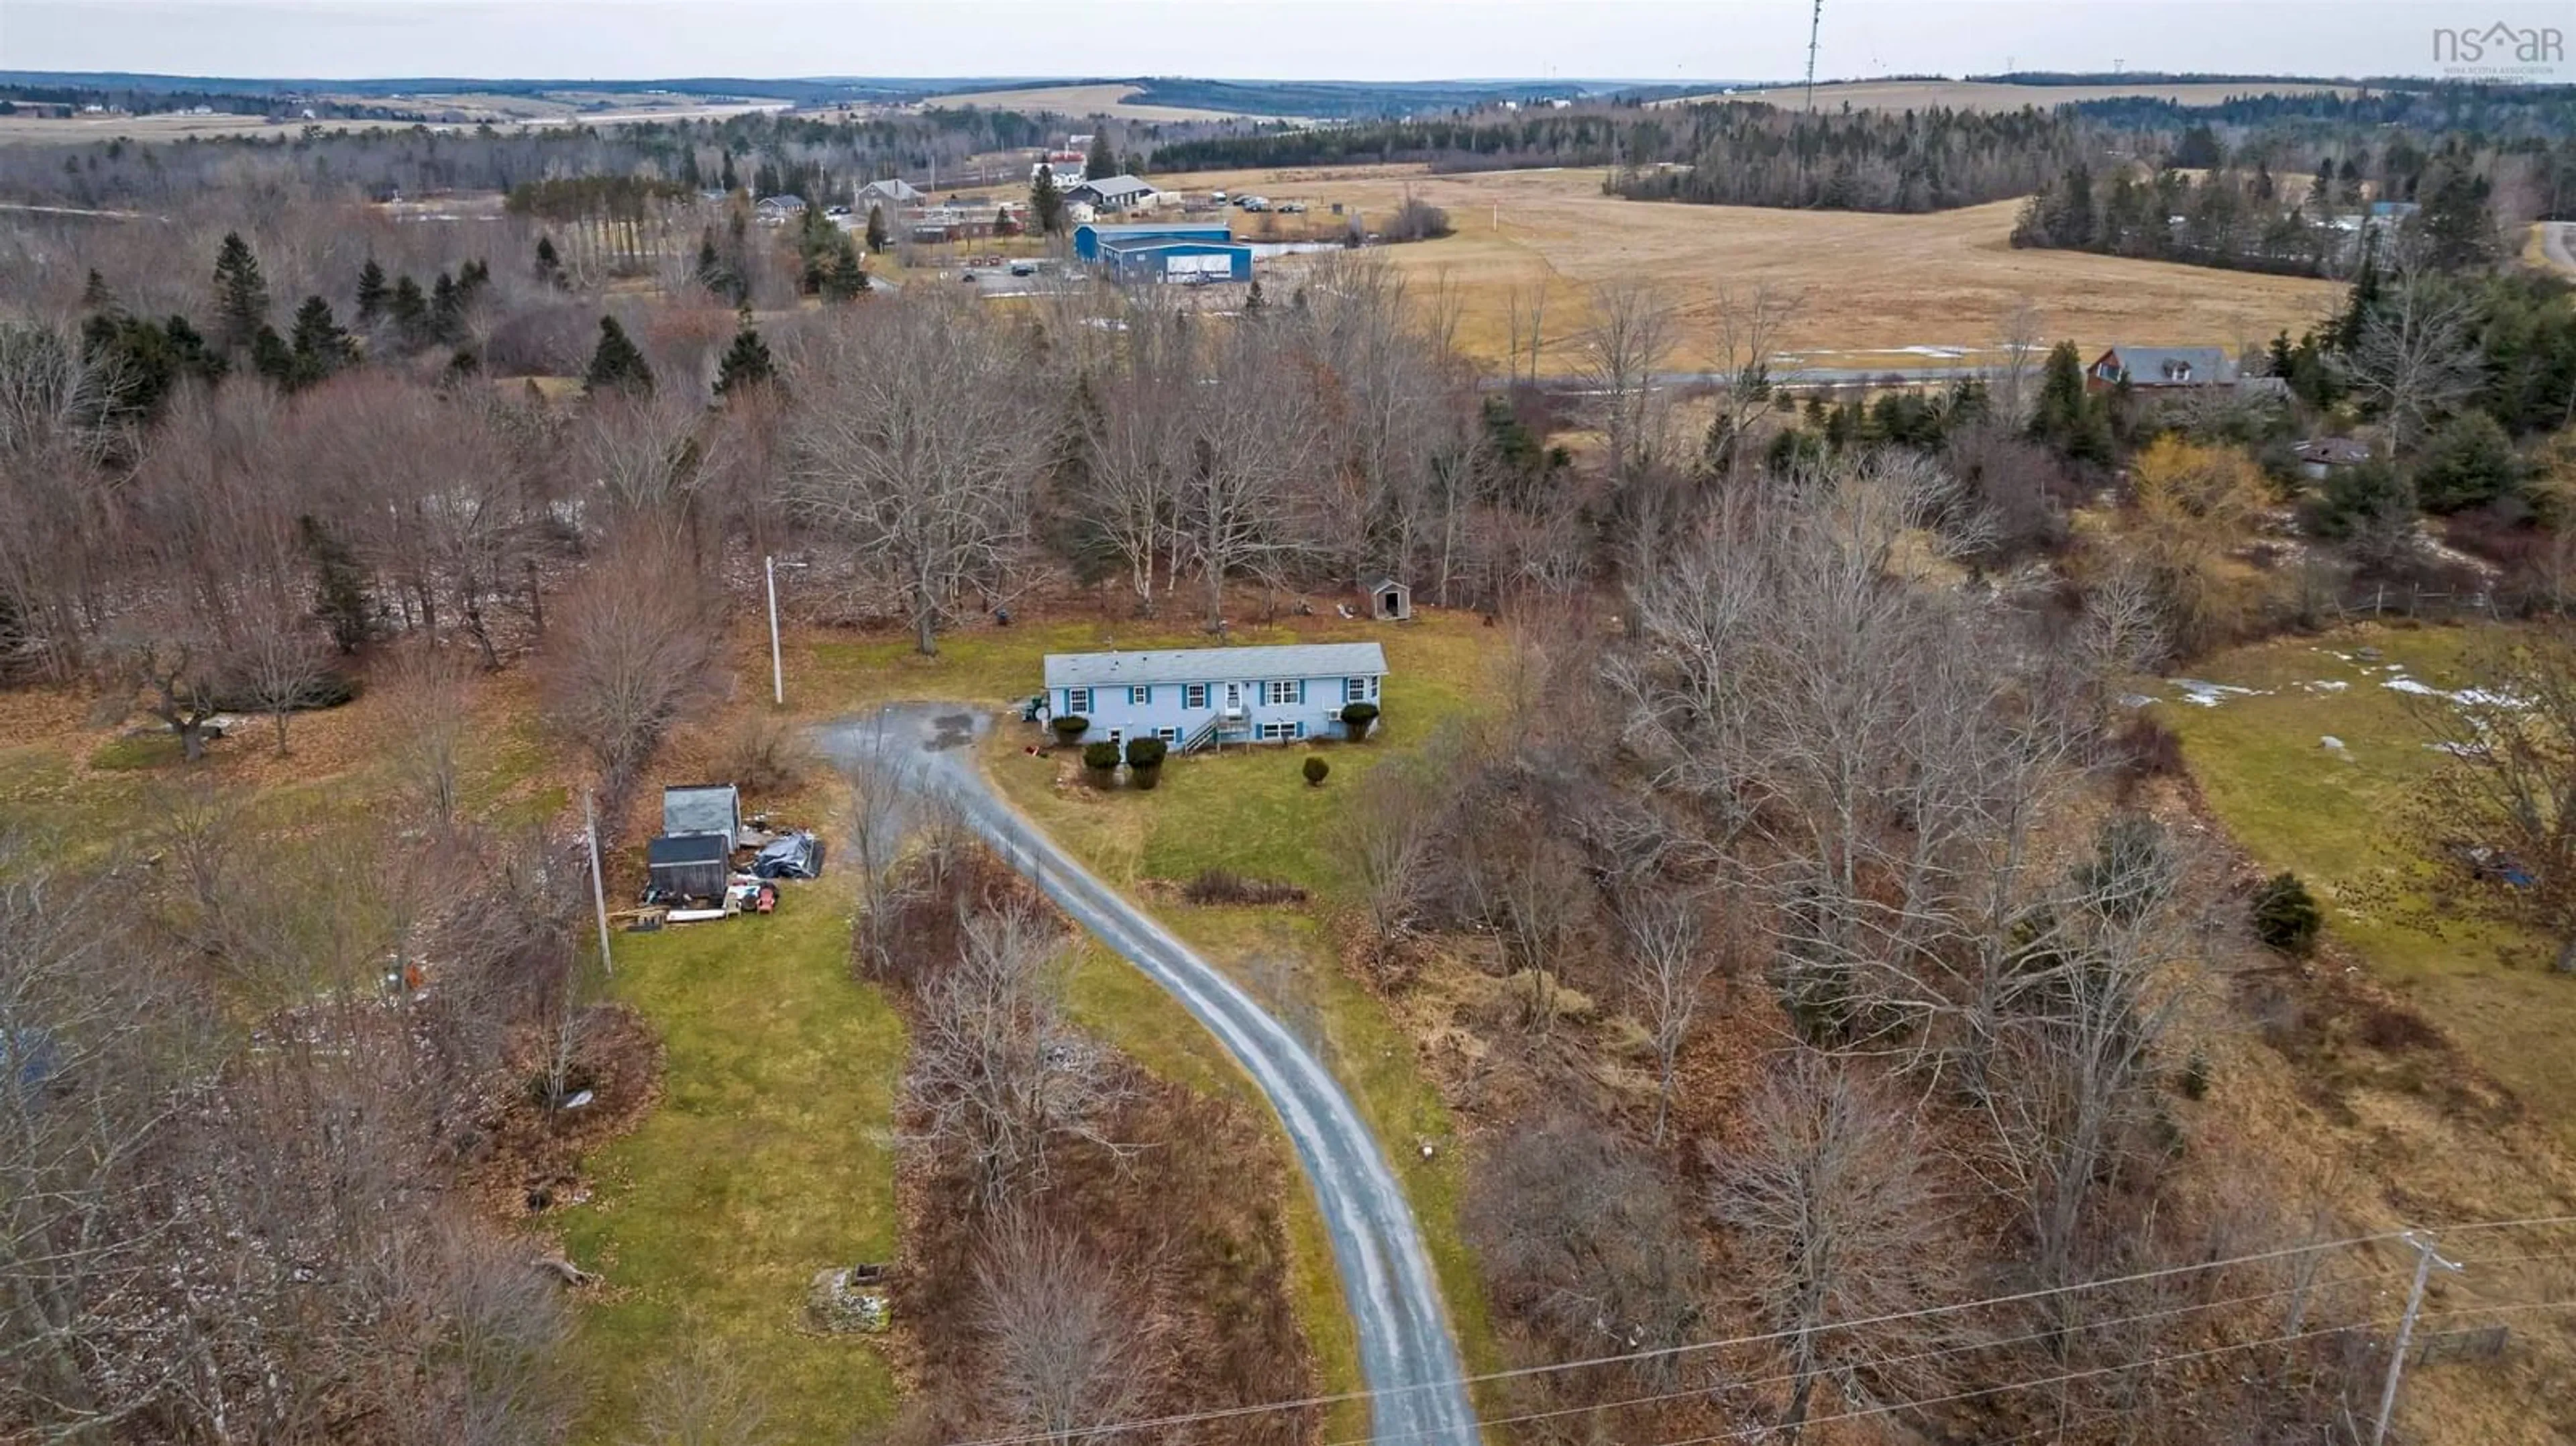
[
  {"left": 1184, "top": 683, "right": 1209, "bottom": 709},
  {"left": 1065, "top": 687, "right": 1093, "bottom": 715}
]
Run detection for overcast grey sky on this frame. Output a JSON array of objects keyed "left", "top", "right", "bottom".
[{"left": 0, "top": 0, "right": 2563, "bottom": 82}]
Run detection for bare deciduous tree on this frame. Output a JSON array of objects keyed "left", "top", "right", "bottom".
[
  {"left": 1466, "top": 1111, "right": 1705, "bottom": 1391},
  {"left": 790, "top": 299, "right": 1049, "bottom": 654},
  {"left": 1619, "top": 886, "right": 1721, "bottom": 1144},
  {"left": 2332, "top": 266, "right": 2485, "bottom": 456},
  {"left": 544, "top": 533, "right": 717, "bottom": 806},
  {"left": 1716, "top": 1053, "right": 1956, "bottom": 1443},
  {"left": 911, "top": 902, "right": 1126, "bottom": 1208},
  {"left": 971, "top": 1217, "right": 1152, "bottom": 1446}
]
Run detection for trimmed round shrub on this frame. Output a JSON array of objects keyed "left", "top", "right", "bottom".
[
  {"left": 1051, "top": 715, "right": 1089, "bottom": 743},
  {"left": 1081, "top": 741, "right": 1122, "bottom": 778},
  {"left": 1125, "top": 735, "right": 1167, "bottom": 790},
  {"left": 1340, "top": 701, "right": 1379, "bottom": 739},
  {"left": 2251, "top": 872, "right": 2321, "bottom": 956},
  {"left": 1303, "top": 756, "right": 1330, "bottom": 787}
]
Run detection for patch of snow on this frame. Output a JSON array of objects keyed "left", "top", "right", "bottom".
[
  {"left": 2429, "top": 741, "right": 2486, "bottom": 757},
  {"left": 2298, "top": 679, "right": 2350, "bottom": 693},
  {"left": 1890, "top": 345, "right": 1969, "bottom": 358},
  {"left": 2117, "top": 693, "right": 2155, "bottom": 710},
  {"left": 2383, "top": 676, "right": 2440, "bottom": 696},
  {"left": 2167, "top": 678, "right": 2263, "bottom": 707},
  {"left": 2320, "top": 735, "right": 2346, "bottom": 751}
]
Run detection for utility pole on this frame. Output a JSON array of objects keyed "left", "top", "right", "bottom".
[
  {"left": 765, "top": 554, "right": 784, "bottom": 707},
  {"left": 1803, "top": 0, "right": 1825, "bottom": 113},
  {"left": 584, "top": 789, "right": 614, "bottom": 978},
  {"left": 2373, "top": 1230, "right": 2462, "bottom": 1446}
]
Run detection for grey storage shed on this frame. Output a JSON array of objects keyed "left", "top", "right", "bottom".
[{"left": 663, "top": 784, "right": 742, "bottom": 843}]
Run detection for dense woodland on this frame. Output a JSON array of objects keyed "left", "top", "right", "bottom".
[{"left": 7, "top": 95, "right": 2576, "bottom": 1446}]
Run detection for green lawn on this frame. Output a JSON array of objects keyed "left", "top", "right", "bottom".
[
  {"left": 2153, "top": 623, "right": 2576, "bottom": 1142},
  {"left": 980, "top": 615, "right": 1507, "bottom": 1392},
  {"left": 554, "top": 898, "right": 906, "bottom": 1445}
]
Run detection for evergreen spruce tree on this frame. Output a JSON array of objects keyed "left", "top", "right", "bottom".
[
  {"left": 80, "top": 268, "right": 116, "bottom": 313},
  {"left": 388, "top": 274, "right": 428, "bottom": 345},
  {"left": 250, "top": 324, "right": 294, "bottom": 384},
  {"left": 212, "top": 231, "right": 269, "bottom": 350},
  {"left": 428, "top": 272, "right": 462, "bottom": 344},
  {"left": 824, "top": 238, "right": 869, "bottom": 301},
  {"left": 713, "top": 311, "right": 774, "bottom": 400},
  {"left": 584, "top": 315, "right": 653, "bottom": 395},
  {"left": 298, "top": 514, "right": 373, "bottom": 652},
  {"left": 1244, "top": 277, "right": 1266, "bottom": 311},
  {"left": 696, "top": 229, "right": 726, "bottom": 295},
  {"left": 163, "top": 315, "right": 224, "bottom": 382},
  {"left": 286, "top": 295, "right": 354, "bottom": 388},
  {"left": 355, "top": 258, "right": 388, "bottom": 325},
  {"left": 2027, "top": 340, "right": 2112, "bottom": 464},
  {"left": 865, "top": 203, "right": 889, "bottom": 252},
  {"left": 718, "top": 150, "right": 739, "bottom": 193},
  {"left": 1085, "top": 132, "right": 1117, "bottom": 180},
  {"left": 458, "top": 258, "right": 490, "bottom": 301},
  {"left": 535, "top": 235, "right": 566, "bottom": 287},
  {"left": 1030, "top": 166, "right": 1066, "bottom": 236}
]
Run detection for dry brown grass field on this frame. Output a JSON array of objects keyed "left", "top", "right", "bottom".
[
  {"left": 1093, "top": 165, "right": 2345, "bottom": 372},
  {"left": 0, "top": 96, "right": 786, "bottom": 144},
  {"left": 917, "top": 81, "right": 1273, "bottom": 121},
  {"left": 1670, "top": 78, "right": 2359, "bottom": 110}
]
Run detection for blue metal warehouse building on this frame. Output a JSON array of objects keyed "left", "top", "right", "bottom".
[
  {"left": 1097, "top": 236, "right": 1254, "bottom": 285},
  {"left": 1072, "top": 220, "right": 1234, "bottom": 261}
]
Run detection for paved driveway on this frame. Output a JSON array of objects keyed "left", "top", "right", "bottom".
[{"left": 816, "top": 705, "right": 1477, "bottom": 1446}]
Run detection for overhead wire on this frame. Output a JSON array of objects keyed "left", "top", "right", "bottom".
[
  {"left": 926, "top": 1212, "right": 2576, "bottom": 1446},
  {"left": 1312, "top": 1261, "right": 2410, "bottom": 1446}
]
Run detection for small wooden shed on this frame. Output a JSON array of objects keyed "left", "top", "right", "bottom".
[
  {"left": 1362, "top": 577, "right": 1413, "bottom": 622},
  {"left": 647, "top": 833, "right": 731, "bottom": 902}
]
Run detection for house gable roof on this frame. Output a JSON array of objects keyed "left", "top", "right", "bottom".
[
  {"left": 1046, "top": 641, "right": 1387, "bottom": 689},
  {"left": 1070, "top": 174, "right": 1157, "bottom": 200}
]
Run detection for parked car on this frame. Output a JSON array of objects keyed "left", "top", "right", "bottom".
[
  {"left": 1241, "top": 196, "right": 1269, "bottom": 212},
  {"left": 1010, "top": 261, "right": 1036, "bottom": 276},
  {"left": 1277, "top": 200, "right": 1307, "bottom": 213}
]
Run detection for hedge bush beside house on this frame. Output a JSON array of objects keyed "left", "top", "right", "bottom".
[
  {"left": 1081, "top": 741, "right": 1122, "bottom": 784},
  {"left": 1125, "top": 736, "right": 1167, "bottom": 790},
  {"left": 1340, "top": 701, "right": 1379, "bottom": 739},
  {"left": 1303, "top": 756, "right": 1330, "bottom": 787},
  {"left": 1051, "top": 715, "right": 1089, "bottom": 744}
]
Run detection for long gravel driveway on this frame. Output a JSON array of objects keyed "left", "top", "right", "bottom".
[{"left": 816, "top": 704, "right": 1477, "bottom": 1446}]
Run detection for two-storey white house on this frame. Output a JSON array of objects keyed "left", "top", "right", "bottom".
[{"left": 1041, "top": 642, "right": 1386, "bottom": 752}]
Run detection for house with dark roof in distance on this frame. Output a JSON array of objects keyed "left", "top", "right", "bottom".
[
  {"left": 1042, "top": 642, "right": 1385, "bottom": 752},
  {"left": 2086, "top": 346, "right": 2238, "bottom": 393},
  {"left": 1064, "top": 174, "right": 1163, "bottom": 214},
  {"left": 856, "top": 178, "right": 924, "bottom": 209}
]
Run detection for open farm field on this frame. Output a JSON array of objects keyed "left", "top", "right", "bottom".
[
  {"left": 2153, "top": 625, "right": 2576, "bottom": 1145},
  {"left": 1674, "top": 78, "right": 2360, "bottom": 111},
  {"left": 919, "top": 81, "right": 1275, "bottom": 122},
  {"left": 1108, "top": 164, "right": 2345, "bottom": 372},
  {"left": 0, "top": 95, "right": 788, "bottom": 143}
]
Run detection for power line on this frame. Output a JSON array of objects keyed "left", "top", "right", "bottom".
[
  {"left": 1635, "top": 1300, "right": 2576, "bottom": 1446},
  {"left": 1318, "top": 1264, "right": 2410, "bottom": 1446},
  {"left": 928, "top": 1215, "right": 2576, "bottom": 1446}
]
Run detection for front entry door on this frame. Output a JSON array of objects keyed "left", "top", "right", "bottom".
[{"left": 1223, "top": 682, "right": 1241, "bottom": 711}]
